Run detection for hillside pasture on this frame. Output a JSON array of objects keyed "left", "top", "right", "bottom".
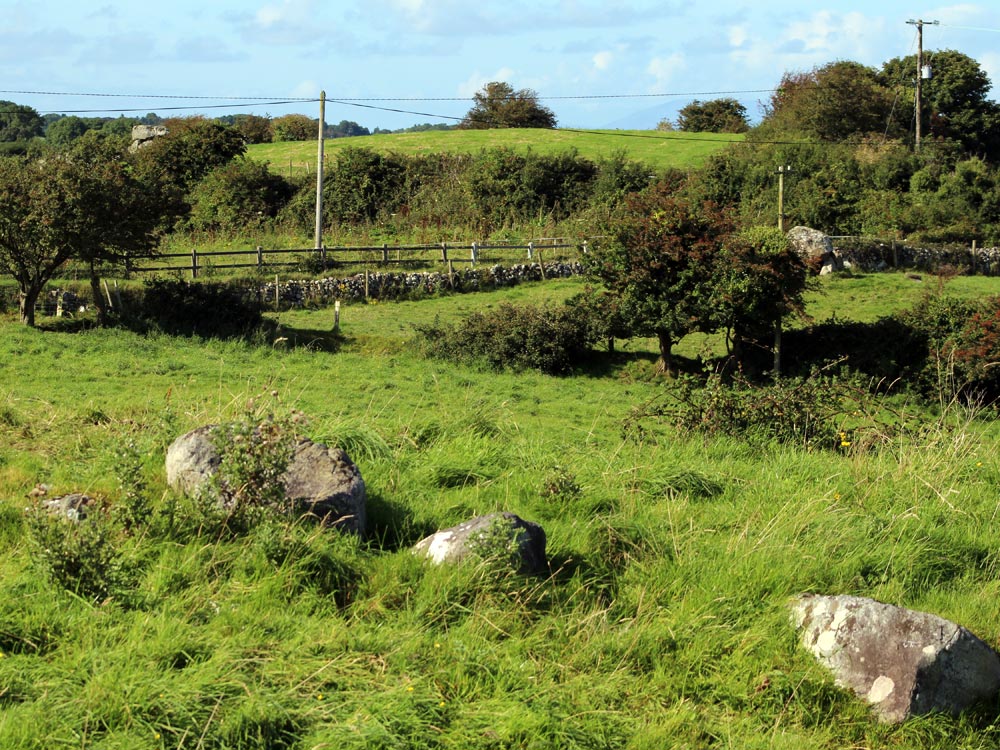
[{"left": 247, "top": 129, "right": 741, "bottom": 176}]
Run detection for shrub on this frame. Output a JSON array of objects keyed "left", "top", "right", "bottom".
[
  {"left": 187, "top": 158, "right": 294, "bottom": 232},
  {"left": 25, "top": 504, "right": 133, "bottom": 603},
  {"left": 415, "top": 302, "right": 596, "bottom": 375},
  {"left": 195, "top": 413, "right": 298, "bottom": 537},
  {"left": 626, "top": 369, "right": 906, "bottom": 451},
  {"left": 123, "top": 279, "right": 273, "bottom": 340}
]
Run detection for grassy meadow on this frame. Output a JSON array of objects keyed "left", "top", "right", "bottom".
[
  {"left": 2, "top": 272, "right": 1000, "bottom": 748},
  {"left": 247, "top": 129, "right": 739, "bottom": 177}
]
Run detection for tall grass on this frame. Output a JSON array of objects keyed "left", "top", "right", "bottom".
[{"left": 2, "top": 274, "right": 1000, "bottom": 748}]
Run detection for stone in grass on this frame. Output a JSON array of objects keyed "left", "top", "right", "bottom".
[
  {"left": 412, "top": 512, "right": 548, "bottom": 574},
  {"left": 41, "top": 493, "right": 95, "bottom": 522},
  {"left": 791, "top": 594, "right": 1000, "bottom": 723},
  {"left": 165, "top": 425, "right": 366, "bottom": 534}
]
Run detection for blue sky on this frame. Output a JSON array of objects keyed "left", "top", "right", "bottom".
[{"left": 3, "top": 0, "right": 999, "bottom": 130}]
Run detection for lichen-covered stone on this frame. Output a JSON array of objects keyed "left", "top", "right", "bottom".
[
  {"left": 165, "top": 425, "right": 366, "bottom": 533},
  {"left": 413, "top": 512, "right": 547, "bottom": 574},
  {"left": 791, "top": 594, "right": 1000, "bottom": 723}
]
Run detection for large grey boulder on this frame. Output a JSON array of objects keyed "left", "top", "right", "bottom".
[
  {"left": 791, "top": 594, "right": 1000, "bottom": 723},
  {"left": 413, "top": 512, "right": 547, "bottom": 574},
  {"left": 787, "top": 226, "right": 840, "bottom": 274},
  {"left": 165, "top": 425, "right": 366, "bottom": 533}
]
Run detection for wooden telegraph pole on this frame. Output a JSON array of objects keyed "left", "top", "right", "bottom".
[
  {"left": 907, "top": 19, "right": 938, "bottom": 152},
  {"left": 315, "top": 90, "right": 326, "bottom": 250},
  {"left": 776, "top": 165, "right": 791, "bottom": 232},
  {"left": 774, "top": 165, "right": 792, "bottom": 378}
]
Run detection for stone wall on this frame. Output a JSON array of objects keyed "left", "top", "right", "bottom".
[{"left": 259, "top": 262, "right": 584, "bottom": 308}]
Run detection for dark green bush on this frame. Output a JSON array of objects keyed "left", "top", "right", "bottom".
[
  {"left": 415, "top": 302, "right": 596, "bottom": 375},
  {"left": 187, "top": 158, "right": 294, "bottom": 232},
  {"left": 123, "top": 279, "right": 273, "bottom": 340}
]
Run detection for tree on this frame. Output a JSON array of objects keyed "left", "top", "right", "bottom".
[
  {"left": 758, "top": 61, "right": 898, "bottom": 141},
  {"left": 584, "top": 187, "right": 732, "bottom": 373},
  {"left": 677, "top": 98, "right": 749, "bottom": 133},
  {"left": 0, "top": 144, "right": 161, "bottom": 325},
  {"left": 188, "top": 158, "right": 294, "bottom": 232},
  {"left": 271, "top": 114, "right": 315, "bottom": 142},
  {"left": 45, "top": 116, "right": 91, "bottom": 146},
  {"left": 0, "top": 101, "right": 44, "bottom": 143},
  {"left": 131, "top": 117, "right": 246, "bottom": 229},
  {"left": 880, "top": 50, "right": 1000, "bottom": 159},
  {"left": 459, "top": 82, "right": 557, "bottom": 130},
  {"left": 231, "top": 114, "right": 273, "bottom": 144}
]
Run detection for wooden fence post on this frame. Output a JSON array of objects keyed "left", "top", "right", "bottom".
[
  {"left": 582, "top": 240, "right": 589, "bottom": 255},
  {"left": 333, "top": 300, "right": 340, "bottom": 332},
  {"left": 381, "top": 243, "right": 389, "bottom": 263},
  {"left": 321, "top": 244, "right": 327, "bottom": 268},
  {"left": 440, "top": 243, "right": 448, "bottom": 263},
  {"left": 448, "top": 259, "right": 455, "bottom": 288},
  {"left": 471, "top": 242, "right": 478, "bottom": 267},
  {"left": 528, "top": 242, "right": 534, "bottom": 260},
  {"left": 537, "top": 249, "right": 546, "bottom": 280},
  {"left": 274, "top": 274, "right": 280, "bottom": 311},
  {"left": 256, "top": 246, "right": 264, "bottom": 270},
  {"left": 972, "top": 239, "right": 978, "bottom": 275},
  {"left": 191, "top": 248, "right": 199, "bottom": 279}
]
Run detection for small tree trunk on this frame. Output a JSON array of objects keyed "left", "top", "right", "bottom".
[{"left": 656, "top": 330, "right": 675, "bottom": 375}]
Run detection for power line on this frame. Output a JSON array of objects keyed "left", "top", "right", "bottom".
[{"left": 0, "top": 87, "right": 775, "bottom": 103}]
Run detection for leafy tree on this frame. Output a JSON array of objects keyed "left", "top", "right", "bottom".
[
  {"left": 709, "top": 225, "right": 807, "bottom": 371},
  {"left": 758, "top": 61, "right": 898, "bottom": 141},
  {"left": 271, "top": 114, "right": 315, "bottom": 142},
  {"left": 231, "top": 114, "right": 273, "bottom": 144},
  {"left": 584, "top": 187, "right": 734, "bottom": 373},
  {"left": 328, "top": 120, "right": 370, "bottom": 138},
  {"left": 677, "top": 98, "right": 749, "bottom": 133},
  {"left": 131, "top": 117, "right": 246, "bottom": 228},
  {"left": 45, "top": 116, "right": 91, "bottom": 146},
  {"left": 0, "top": 142, "right": 161, "bottom": 325},
  {"left": 880, "top": 49, "right": 1000, "bottom": 159},
  {"left": 0, "top": 100, "right": 44, "bottom": 142},
  {"left": 188, "top": 158, "right": 294, "bottom": 232},
  {"left": 459, "top": 82, "right": 557, "bottom": 129}
]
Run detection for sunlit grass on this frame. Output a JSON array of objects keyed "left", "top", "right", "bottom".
[{"left": 2, "top": 272, "right": 1000, "bottom": 748}]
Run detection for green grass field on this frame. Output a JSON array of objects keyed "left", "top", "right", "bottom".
[
  {"left": 2, "top": 272, "right": 1000, "bottom": 748},
  {"left": 247, "top": 129, "right": 740, "bottom": 176}
]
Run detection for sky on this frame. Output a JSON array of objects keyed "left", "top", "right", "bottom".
[{"left": 3, "top": 0, "right": 1000, "bottom": 132}]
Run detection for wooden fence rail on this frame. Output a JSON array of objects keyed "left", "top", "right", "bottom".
[{"left": 125, "top": 240, "right": 588, "bottom": 279}]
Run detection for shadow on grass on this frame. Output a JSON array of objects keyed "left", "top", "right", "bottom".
[
  {"left": 273, "top": 325, "right": 346, "bottom": 353},
  {"left": 364, "top": 490, "right": 437, "bottom": 553}
]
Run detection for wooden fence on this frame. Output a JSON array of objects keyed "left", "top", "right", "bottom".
[{"left": 125, "top": 240, "right": 587, "bottom": 279}]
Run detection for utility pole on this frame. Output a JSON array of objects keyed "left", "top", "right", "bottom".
[
  {"left": 314, "top": 90, "right": 326, "bottom": 250},
  {"left": 776, "top": 165, "right": 791, "bottom": 232},
  {"left": 907, "top": 19, "right": 938, "bottom": 152}
]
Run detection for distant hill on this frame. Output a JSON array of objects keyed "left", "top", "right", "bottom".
[{"left": 246, "top": 128, "right": 741, "bottom": 175}]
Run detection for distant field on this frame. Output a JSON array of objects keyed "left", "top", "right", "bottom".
[{"left": 247, "top": 128, "right": 741, "bottom": 176}]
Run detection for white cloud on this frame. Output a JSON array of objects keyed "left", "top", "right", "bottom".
[
  {"left": 728, "top": 25, "right": 748, "bottom": 48},
  {"left": 647, "top": 53, "right": 685, "bottom": 88},
  {"left": 981, "top": 51, "right": 1000, "bottom": 89},
  {"left": 291, "top": 80, "right": 319, "bottom": 98},
  {"left": 457, "top": 67, "right": 516, "bottom": 97},
  {"left": 593, "top": 51, "right": 613, "bottom": 71}
]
